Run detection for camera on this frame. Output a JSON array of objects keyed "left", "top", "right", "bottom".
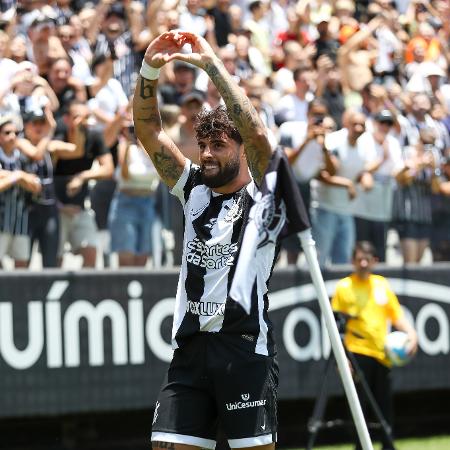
[{"left": 313, "top": 115, "right": 324, "bottom": 126}]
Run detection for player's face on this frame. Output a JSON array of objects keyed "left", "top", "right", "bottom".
[
  {"left": 198, "top": 134, "right": 241, "bottom": 188},
  {"left": 353, "top": 250, "right": 377, "bottom": 276}
]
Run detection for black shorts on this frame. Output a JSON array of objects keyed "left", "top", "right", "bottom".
[
  {"left": 395, "top": 221, "right": 431, "bottom": 240},
  {"left": 151, "top": 333, "right": 279, "bottom": 449}
]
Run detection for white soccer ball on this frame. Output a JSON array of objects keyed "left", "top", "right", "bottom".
[{"left": 384, "top": 331, "right": 412, "bottom": 367}]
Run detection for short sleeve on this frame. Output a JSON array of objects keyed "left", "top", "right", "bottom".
[{"left": 170, "top": 159, "right": 195, "bottom": 206}]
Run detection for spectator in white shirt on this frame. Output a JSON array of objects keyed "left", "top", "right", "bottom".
[{"left": 353, "top": 110, "right": 404, "bottom": 262}]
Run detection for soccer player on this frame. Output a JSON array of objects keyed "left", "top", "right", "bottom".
[
  {"left": 332, "top": 241, "right": 418, "bottom": 450},
  {"left": 133, "top": 31, "right": 307, "bottom": 450}
]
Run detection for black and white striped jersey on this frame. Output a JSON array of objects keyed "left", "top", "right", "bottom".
[
  {"left": 0, "top": 147, "right": 32, "bottom": 235},
  {"left": 93, "top": 33, "right": 140, "bottom": 97},
  {"left": 170, "top": 149, "right": 310, "bottom": 356}
]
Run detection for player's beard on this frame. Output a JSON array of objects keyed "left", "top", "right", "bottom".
[{"left": 201, "top": 153, "right": 240, "bottom": 188}]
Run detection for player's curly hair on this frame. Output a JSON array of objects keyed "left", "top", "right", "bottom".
[{"left": 194, "top": 106, "right": 243, "bottom": 145}]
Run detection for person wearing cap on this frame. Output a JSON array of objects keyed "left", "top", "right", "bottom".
[
  {"left": 422, "top": 63, "right": 447, "bottom": 108},
  {"left": 159, "top": 60, "right": 205, "bottom": 106},
  {"left": 0, "top": 116, "right": 41, "bottom": 268},
  {"left": 22, "top": 107, "right": 85, "bottom": 268},
  {"left": 314, "top": 13, "right": 340, "bottom": 63},
  {"left": 27, "top": 11, "right": 66, "bottom": 77},
  {"left": 5, "top": 63, "right": 60, "bottom": 121},
  {"left": 352, "top": 109, "right": 404, "bottom": 262},
  {"left": 402, "top": 93, "right": 449, "bottom": 156},
  {"left": 406, "top": 61, "right": 446, "bottom": 97},
  {"left": 178, "top": 91, "right": 207, "bottom": 163},
  {"left": 392, "top": 126, "right": 440, "bottom": 263}
]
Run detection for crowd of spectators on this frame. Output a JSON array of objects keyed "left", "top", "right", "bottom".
[{"left": 0, "top": 0, "right": 449, "bottom": 270}]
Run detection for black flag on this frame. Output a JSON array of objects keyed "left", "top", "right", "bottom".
[{"left": 229, "top": 147, "right": 310, "bottom": 313}]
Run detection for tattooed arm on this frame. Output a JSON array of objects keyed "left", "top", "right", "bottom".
[
  {"left": 169, "top": 31, "right": 272, "bottom": 184},
  {"left": 133, "top": 33, "right": 187, "bottom": 188}
]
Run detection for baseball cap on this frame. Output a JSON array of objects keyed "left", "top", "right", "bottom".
[
  {"left": 336, "top": 0, "right": 355, "bottom": 12},
  {"left": 0, "top": 114, "right": 15, "bottom": 128},
  {"left": 30, "top": 11, "right": 56, "bottom": 28},
  {"left": 180, "top": 91, "right": 205, "bottom": 105},
  {"left": 23, "top": 109, "right": 46, "bottom": 123},
  {"left": 374, "top": 109, "right": 394, "bottom": 124},
  {"left": 174, "top": 60, "right": 196, "bottom": 73},
  {"left": 106, "top": 4, "right": 126, "bottom": 20}
]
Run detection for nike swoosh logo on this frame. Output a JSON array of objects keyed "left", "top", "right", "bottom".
[{"left": 192, "top": 205, "right": 207, "bottom": 218}]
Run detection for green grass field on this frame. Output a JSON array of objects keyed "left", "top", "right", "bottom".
[{"left": 291, "top": 434, "right": 450, "bottom": 449}]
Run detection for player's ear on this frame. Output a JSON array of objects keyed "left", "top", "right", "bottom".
[{"left": 239, "top": 143, "right": 246, "bottom": 159}]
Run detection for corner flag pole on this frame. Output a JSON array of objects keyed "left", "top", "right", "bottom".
[{"left": 299, "top": 229, "right": 373, "bottom": 450}]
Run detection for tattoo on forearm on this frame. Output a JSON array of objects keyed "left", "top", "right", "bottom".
[
  {"left": 152, "top": 441, "right": 175, "bottom": 450},
  {"left": 135, "top": 106, "right": 161, "bottom": 126},
  {"left": 153, "top": 145, "right": 181, "bottom": 183},
  {"left": 139, "top": 78, "right": 156, "bottom": 99},
  {"left": 247, "top": 146, "right": 264, "bottom": 182},
  {"left": 205, "top": 63, "right": 219, "bottom": 78},
  {"left": 233, "top": 103, "right": 243, "bottom": 117},
  {"left": 205, "top": 60, "right": 269, "bottom": 183},
  {"left": 205, "top": 62, "right": 260, "bottom": 134}
]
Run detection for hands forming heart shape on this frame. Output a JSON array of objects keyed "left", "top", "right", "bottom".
[{"left": 144, "top": 30, "right": 216, "bottom": 70}]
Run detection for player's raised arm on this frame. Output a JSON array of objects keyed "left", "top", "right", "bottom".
[
  {"left": 169, "top": 31, "right": 272, "bottom": 184},
  {"left": 133, "top": 32, "right": 187, "bottom": 188}
]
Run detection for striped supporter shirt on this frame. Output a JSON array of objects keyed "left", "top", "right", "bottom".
[{"left": 0, "top": 146, "right": 32, "bottom": 236}]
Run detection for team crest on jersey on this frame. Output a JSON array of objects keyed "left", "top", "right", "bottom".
[
  {"left": 253, "top": 193, "right": 286, "bottom": 248},
  {"left": 224, "top": 195, "right": 243, "bottom": 223}
]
